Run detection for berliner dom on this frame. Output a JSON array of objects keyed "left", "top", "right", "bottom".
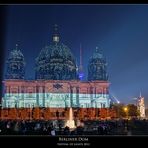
[{"left": 2, "top": 25, "right": 110, "bottom": 118}]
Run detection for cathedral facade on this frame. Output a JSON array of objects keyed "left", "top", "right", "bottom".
[{"left": 2, "top": 25, "right": 110, "bottom": 109}]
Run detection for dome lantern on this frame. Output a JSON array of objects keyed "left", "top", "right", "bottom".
[{"left": 52, "top": 24, "right": 60, "bottom": 43}]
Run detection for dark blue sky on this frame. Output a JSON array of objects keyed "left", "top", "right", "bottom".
[{"left": 4, "top": 5, "right": 148, "bottom": 107}]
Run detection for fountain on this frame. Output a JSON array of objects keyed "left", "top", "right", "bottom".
[{"left": 65, "top": 107, "right": 76, "bottom": 129}]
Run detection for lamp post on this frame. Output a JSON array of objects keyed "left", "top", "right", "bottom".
[
  {"left": 123, "top": 106, "right": 129, "bottom": 132},
  {"left": 124, "top": 107, "right": 128, "bottom": 119}
]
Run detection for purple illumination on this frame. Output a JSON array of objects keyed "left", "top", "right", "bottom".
[{"left": 79, "top": 73, "right": 84, "bottom": 80}]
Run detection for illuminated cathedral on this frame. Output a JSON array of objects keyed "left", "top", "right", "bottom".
[{"left": 2, "top": 25, "right": 110, "bottom": 109}]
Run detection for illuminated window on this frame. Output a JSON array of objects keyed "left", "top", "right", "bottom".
[
  {"left": 81, "top": 92, "right": 87, "bottom": 98},
  {"left": 25, "top": 103, "right": 28, "bottom": 107},
  {"left": 28, "top": 92, "right": 33, "bottom": 98}
]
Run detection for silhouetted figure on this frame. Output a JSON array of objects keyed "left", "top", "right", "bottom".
[
  {"left": 51, "top": 128, "right": 56, "bottom": 136},
  {"left": 76, "top": 126, "right": 84, "bottom": 135},
  {"left": 64, "top": 126, "right": 70, "bottom": 135},
  {"left": 58, "top": 123, "right": 62, "bottom": 135}
]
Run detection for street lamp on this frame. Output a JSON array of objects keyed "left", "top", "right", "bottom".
[
  {"left": 124, "top": 107, "right": 128, "bottom": 119},
  {"left": 124, "top": 107, "right": 127, "bottom": 112}
]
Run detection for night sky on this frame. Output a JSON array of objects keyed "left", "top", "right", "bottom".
[{"left": 3, "top": 5, "right": 148, "bottom": 107}]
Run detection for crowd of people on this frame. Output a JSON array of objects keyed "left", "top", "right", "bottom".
[{"left": 0, "top": 118, "right": 147, "bottom": 135}]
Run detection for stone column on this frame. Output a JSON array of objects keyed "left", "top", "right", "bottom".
[
  {"left": 43, "top": 86, "right": 45, "bottom": 107},
  {"left": 36, "top": 86, "right": 39, "bottom": 107},
  {"left": 21, "top": 86, "right": 24, "bottom": 108},
  {"left": 90, "top": 86, "right": 93, "bottom": 107},
  {"left": 76, "top": 87, "right": 79, "bottom": 107},
  {"left": 24, "top": 86, "right": 27, "bottom": 108}
]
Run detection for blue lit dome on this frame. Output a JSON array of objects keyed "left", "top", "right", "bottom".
[
  {"left": 9, "top": 49, "right": 24, "bottom": 60},
  {"left": 35, "top": 25, "right": 77, "bottom": 80},
  {"left": 6, "top": 44, "right": 25, "bottom": 79},
  {"left": 91, "top": 48, "right": 103, "bottom": 59},
  {"left": 88, "top": 47, "right": 108, "bottom": 81}
]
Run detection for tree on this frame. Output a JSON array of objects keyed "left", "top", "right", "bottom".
[
  {"left": 112, "top": 103, "right": 126, "bottom": 118},
  {"left": 127, "top": 104, "right": 139, "bottom": 117},
  {"left": 109, "top": 108, "right": 117, "bottom": 118},
  {"left": 145, "top": 108, "right": 148, "bottom": 118}
]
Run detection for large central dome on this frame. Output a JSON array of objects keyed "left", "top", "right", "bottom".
[{"left": 35, "top": 25, "right": 77, "bottom": 80}]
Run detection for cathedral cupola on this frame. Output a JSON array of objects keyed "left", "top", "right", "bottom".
[
  {"left": 35, "top": 25, "right": 78, "bottom": 80},
  {"left": 5, "top": 44, "right": 25, "bottom": 79},
  {"left": 88, "top": 47, "right": 108, "bottom": 81}
]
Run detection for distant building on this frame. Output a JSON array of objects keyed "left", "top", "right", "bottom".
[
  {"left": 2, "top": 25, "right": 110, "bottom": 109},
  {"left": 137, "top": 93, "right": 145, "bottom": 118}
]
